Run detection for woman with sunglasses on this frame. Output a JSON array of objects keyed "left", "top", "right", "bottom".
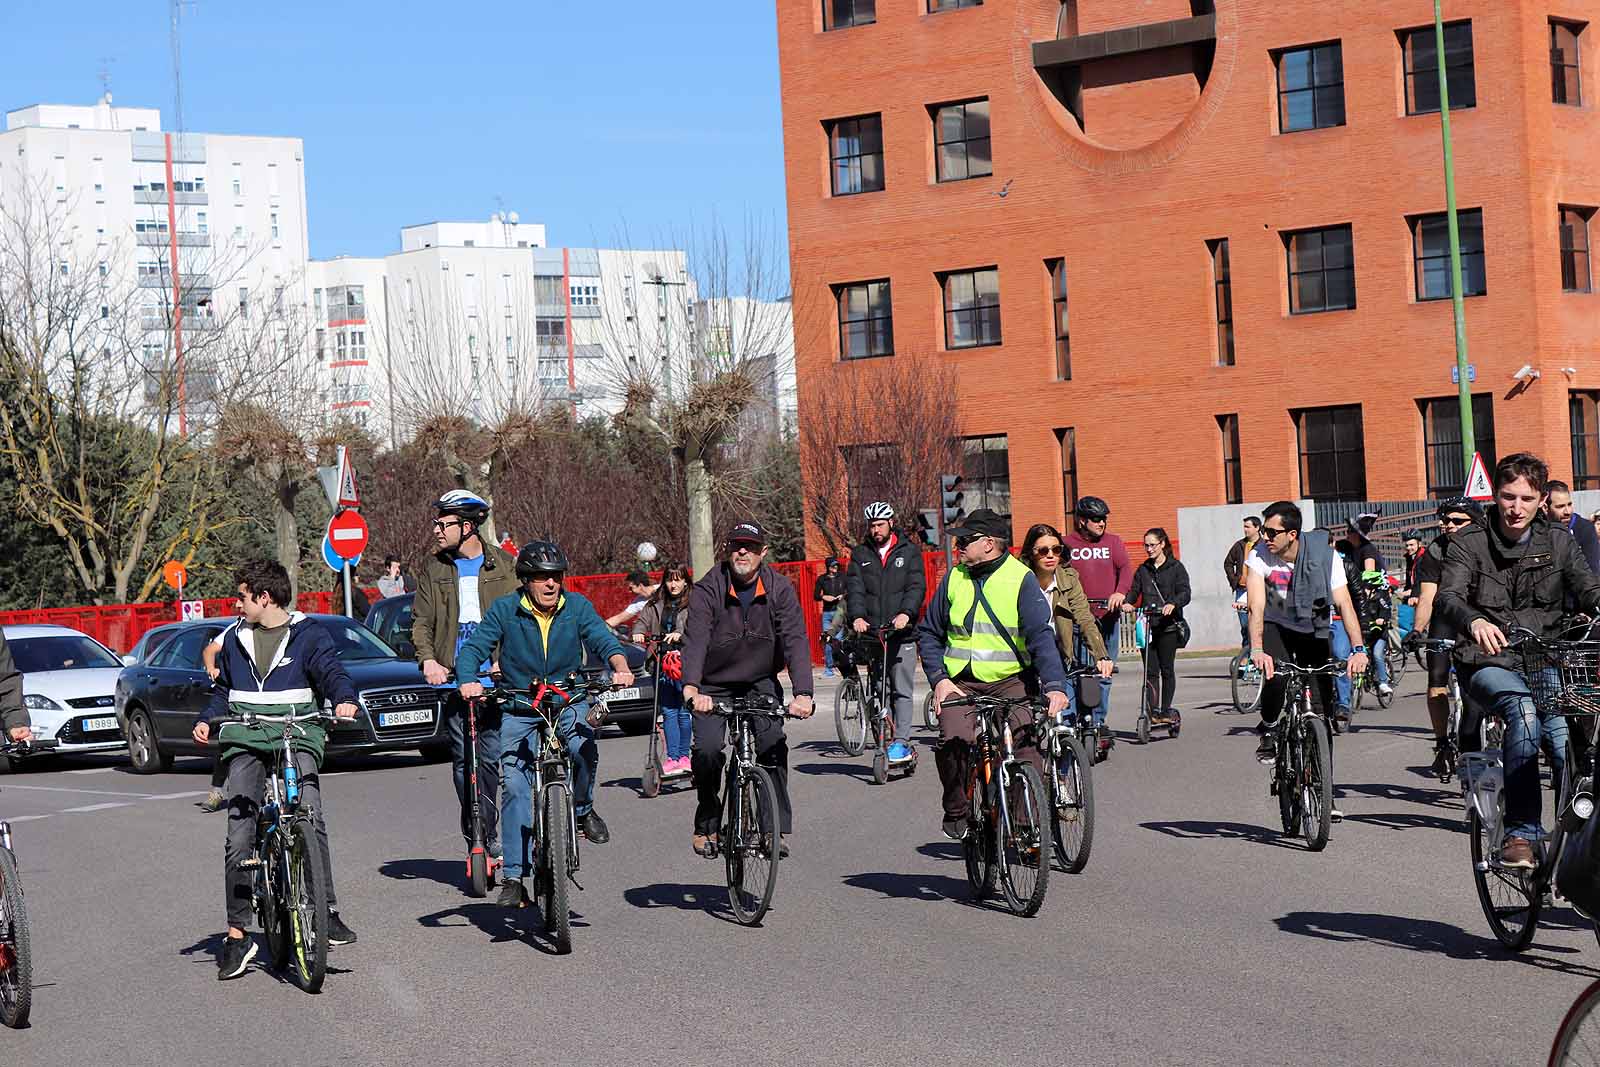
[
  {"left": 1021, "top": 524, "right": 1115, "bottom": 713},
  {"left": 1123, "top": 528, "right": 1191, "bottom": 728},
  {"left": 1408, "top": 496, "right": 1483, "bottom": 776}
]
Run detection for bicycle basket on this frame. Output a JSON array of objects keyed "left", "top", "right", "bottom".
[{"left": 1523, "top": 641, "right": 1600, "bottom": 717}]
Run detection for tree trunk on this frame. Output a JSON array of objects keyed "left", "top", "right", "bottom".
[
  {"left": 685, "top": 445, "right": 715, "bottom": 577},
  {"left": 276, "top": 475, "right": 301, "bottom": 598}
]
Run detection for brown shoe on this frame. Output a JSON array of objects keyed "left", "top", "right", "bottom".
[{"left": 1502, "top": 836, "right": 1536, "bottom": 869}]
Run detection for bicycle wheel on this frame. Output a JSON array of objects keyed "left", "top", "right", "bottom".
[
  {"left": 923, "top": 692, "right": 939, "bottom": 729},
  {"left": 1231, "top": 656, "right": 1263, "bottom": 715},
  {"left": 1385, "top": 631, "right": 1406, "bottom": 685},
  {"left": 1301, "top": 716, "right": 1333, "bottom": 852},
  {"left": 725, "top": 766, "right": 780, "bottom": 926},
  {"left": 963, "top": 764, "right": 996, "bottom": 901},
  {"left": 1051, "top": 734, "right": 1094, "bottom": 874},
  {"left": 541, "top": 790, "right": 572, "bottom": 953},
  {"left": 835, "top": 680, "right": 867, "bottom": 756},
  {"left": 0, "top": 848, "right": 32, "bottom": 1028},
  {"left": 1350, "top": 674, "right": 1364, "bottom": 718},
  {"left": 998, "top": 763, "right": 1050, "bottom": 917},
  {"left": 1552, "top": 979, "right": 1600, "bottom": 1066},
  {"left": 258, "top": 842, "right": 290, "bottom": 971},
  {"left": 1468, "top": 806, "right": 1541, "bottom": 950},
  {"left": 285, "top": 819, "right": 329, "bottom": 993}
]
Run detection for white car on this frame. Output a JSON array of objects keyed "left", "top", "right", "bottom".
[{"left": 4, "top": 624, "right": 128, "bottom": 767}]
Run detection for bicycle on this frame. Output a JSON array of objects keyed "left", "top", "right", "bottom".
[
  {"left": 1460, "top": 629, "right": 1600, "bottom": 952},
  {"left": 1034, "top": 665, "right": 1097, "bottom": 874},
  {"left": 837, "top": 625, "right": 917, "bottom": 784},
  {"left": 1550, "top": 977, "right": 1600, "bottom": 1064},
  {"left": 219, "top": 709, "right": 336, "bottom": 993},
  {"left": 1263, "top": 659, "right": 1343, "bottom": 852},
  {"left": 701, "top": 693, "right": 793, "bottom": 926},
  {"left": 1230, "top": 650, "right": 1264, "bottom": 715},
  {"left": 461, "top": 692, "right": 501, "bottom": 898},
  {"left": 0, "top": 738, "right": 57, "bottom": 1028},
  {"left": 939, "top": 691, "right": 1050, "bottom": 916},
  {"left": 1413, "top": 636, "right": 1466, "bottom": 783},
  {"left": 1131, "top": 606, "right": 1181, "bottom": 745}
]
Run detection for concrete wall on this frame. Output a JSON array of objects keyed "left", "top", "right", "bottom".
[{"left": 1177, "top": 500, "right": 1317, "bottom": 650}]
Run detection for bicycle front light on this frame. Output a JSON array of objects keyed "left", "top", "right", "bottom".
[{"left": 1574, "top": 781, "right": 1596, "bottom": 821}]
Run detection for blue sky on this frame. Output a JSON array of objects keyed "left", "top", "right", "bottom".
[{"left": 1, "top": 2, "right": 788, "bottom": 260}]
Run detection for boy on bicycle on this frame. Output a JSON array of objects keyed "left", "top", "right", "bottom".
[
  {"left": 191, "top": 560, "right": 359, "bottom": 981},
  {"left": 454, "top": 541, "right": 633, "bottom": 908},
  {"left": 1435, "top": 452, "right": 1600, "bottom": 869}
]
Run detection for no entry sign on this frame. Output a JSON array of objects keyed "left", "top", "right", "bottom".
[{"left": 327, "top": 510, "right": 369, "bottom": 561}]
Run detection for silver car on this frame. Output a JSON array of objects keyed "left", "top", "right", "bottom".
[{"left": 3, "top": 624, "right": 128, "bottom": 770}]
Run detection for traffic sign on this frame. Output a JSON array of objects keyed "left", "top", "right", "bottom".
[
  {"left": 336, "top": 446, "right": 361, "bottom": 509},
  {"left": 180, "top": 599, "right": 204, "bottom": 621},
  {"left": 1464, "top": 452, "right": 1493, "bottom": 501},
  {"left": 162, "top": 560, "right": 188, "bottom": 589},
  {"left": 322, "top": 535, "right": 362, "bottom": 573},
  {"left": 327, "top": 510, "right": 369, "bottom": 560}
]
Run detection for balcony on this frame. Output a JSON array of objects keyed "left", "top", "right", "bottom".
[
  {"left": 1032, "top": 9, "right": 1217, "bottom": 133},
  {"left": 137, "top": 273, "right": 212, "bottom": 290},
  {"left": 134, "top": 189, "right": 209, "bottom": 206},
  {"left": 135, "top": 231, "right": 211, "bottom": 248},
  {"left": 140, "top": 311, "right": 221, "bottom": 332}
]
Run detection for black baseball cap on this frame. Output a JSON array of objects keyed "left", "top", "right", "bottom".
[
  {"left": 725, "top": 521, "right": 767, "bottom": 546},
  {"left": 947, "top": 508, "right": 1008, "bottom": 540}
]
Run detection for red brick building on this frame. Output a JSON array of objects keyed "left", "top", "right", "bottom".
[{"left": 778, "top": 0, "right": 1600, "bottom": 550}]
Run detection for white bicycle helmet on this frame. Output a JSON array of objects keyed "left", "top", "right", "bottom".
[{"left": 864, "top": 501, "right": 895, "bottom": 522}]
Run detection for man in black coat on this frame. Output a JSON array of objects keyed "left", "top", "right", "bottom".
[{"left": 846, "top": 502, "right": 926, "bottom": 764}]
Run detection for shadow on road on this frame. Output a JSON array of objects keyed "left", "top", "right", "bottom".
[
  {"left": 917, "top": 841, "right": 963, "bottom": 861},
  {"left": 622, "top": 882, "right": 748, "bottom": 926},
  {"left": 417, "top": 900, "right": 584, "bottom": 953},
  {"left": 378, "top": 857, "right": 462, "bottom": 890},
  {"left": 178, "top": 931, "right": 354, "bottom": 982},
  {"left": 795, "top": 739, "right": 852, "bottom": 758},
  {"left": 1338, "top": 781, "right": 1460, "bottom": 809},
  {"left": 842, "top": 870, "right": 983, "bottom": 908},
  {"left": 1341, "top": 811, "right": 1463, "bottom": 833},
  {"left": 1273, "top": 910, "right": 1600, "bottom": 977},
  {"left": 1139, "top": 819, "right": 1301, "bottom": 850},
  {"left": 793, "top": 761, "right": 874, "bottom": 783}
]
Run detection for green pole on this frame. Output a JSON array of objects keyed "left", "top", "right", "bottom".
[{"left": 1435, "top": 0, "right": 1476, "bottom": 473}]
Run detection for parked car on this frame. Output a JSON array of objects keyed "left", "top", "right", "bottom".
[
  {"left": 2, "top": 624, "right": 129, "bottom": 772},
  {"left": 113, "top": 614, "right": 453, "bottom": 774},
  {"left": 122, "top": 621, "right": 190, "bottom": 667},
  {"left": 364, "top": 593, "right": 657, "bottom": 734}
]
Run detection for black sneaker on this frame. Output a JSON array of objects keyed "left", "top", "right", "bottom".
[
  {"left": 497, "top": 878, "right": 529, "bottom": 908},
  {"left": 217, "top": 934, "right": 257, "bottom": 981},
  {"left": 582, "top": 809, "right": 610, "bottom": 844},
  {"left": 941, "top": 817, "right": 969, "bottom": 841},
  {"left": 1255, "top": 734, "right": 1276, "bottom": 764},
  {"left": 327, "top": 911, "right": 357, "bottom": 947}
]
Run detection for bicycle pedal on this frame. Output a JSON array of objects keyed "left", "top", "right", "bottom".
[{"left": 236, "top": 857, "right": 263, "bottom": 870}]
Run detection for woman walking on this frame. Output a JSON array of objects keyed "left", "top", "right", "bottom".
[
  {"left": 632, "top": 563, "right": 693, "bottom": 776},
  {"left": 1124, "top": 528, "right": 1191, "bottom": 727},
  {"left": 1022, "top": 524, "right": 1115, "bottom": 724}
]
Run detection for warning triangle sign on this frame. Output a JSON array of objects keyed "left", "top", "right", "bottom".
[
  {"left": 336, "top": 446, "right": 361, "bottom": 508},
  {"left": 1463, "top": 452, "right": 1493, "bottom": 501}
]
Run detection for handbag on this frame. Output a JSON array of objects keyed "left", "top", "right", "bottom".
[
  {"left": 1150, "top": 570, "right": 1191, "bottom": 649},
  {"left": 1557, "top": 808, "right": 1600, "bottom": 920}
]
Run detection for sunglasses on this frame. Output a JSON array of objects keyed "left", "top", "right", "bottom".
[
  {"left": 1440, "top": 516, "right": 1472, "bottom": 527},
  {"left": 726, "top": 542, "right": 763, "bottom": 555},
  {"left": 956, "top": 534, "right": 985, "bottom": 549},
  {"left": 1262, "top": 526, "right": 1289, "bottom": 539},
  {"left": 432, "top": 519, "right": 462, "bottom": 531},
  {"left": 1033, "top": 544, "right": 1062, "bottom": 558}
]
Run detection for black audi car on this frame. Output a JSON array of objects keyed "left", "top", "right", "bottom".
[
  {"left": 113, "top": 614, "right": 453, "bottom": 773},
  {"left": 364, "top": 593, "right": 657, "bottom": 734}
]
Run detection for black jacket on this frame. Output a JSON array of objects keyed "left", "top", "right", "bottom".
[
  {"left": 680, "top": 562, "right": 814, "bottom": 697},
  {"left": 1569, "top": 514, "right": 1600, "bottom": 575},
  {"left": 1129, "top": 556, "right": 1191, "bottom": 627},
  {"left": 813, "top": 571, "right": 846, "bottom": 607},
  {"left": 1437, "top": 512, "right": 1600, "bottom": 671},
  {"left": 0, "top": 630, "right": 23, "bottom": 733},
  {"left": 846, "top": 534, "right": 926, "bottom": 629}
]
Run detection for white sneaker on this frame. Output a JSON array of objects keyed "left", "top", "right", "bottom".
[
  {"left": 1329, "top": 806, "right": 1344, "bottom": 822},
  {"left": 1377, "top": 682, "right": 1393, "bottom": 697}
]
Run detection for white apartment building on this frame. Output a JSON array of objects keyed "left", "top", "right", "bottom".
[
  {"left": 695, "top": 295, "right": 798, "bottom": 434},
  {"left": 0, "top": 96, "right": 312, "bottom": 423}
]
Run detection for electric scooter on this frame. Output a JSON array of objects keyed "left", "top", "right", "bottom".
[
  {"left": 462, "top": 693, "right": 501, "bottom": 897},
  {"left": 641, "top": 636, "right": 692, "bottom": 798}
]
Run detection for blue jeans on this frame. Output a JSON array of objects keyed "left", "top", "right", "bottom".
[
  {"left": 1075, "top": 612, "right": 1118, "bottom": 728},
  {"left": 821, "top": 610, "right": 838, "bottom": 668},
  {"left": 1330, "top": 629, "right": 1390, "bottom": 707},
  {"left": 500, "top": 703, "right": 598, "bottom": 879},
  {"left": 659, "top": 679, "right": 691, "bottom": 760},
  {"left": 1466, "top": 665, "right": 1566, "bottom": 842}
]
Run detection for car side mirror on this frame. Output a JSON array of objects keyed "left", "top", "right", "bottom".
[
  {"left": 395, "top": 640, "right": 416, "bottom": 659},
  {"left": 122, "top": 654, "right": 138, "bottom": 666}
]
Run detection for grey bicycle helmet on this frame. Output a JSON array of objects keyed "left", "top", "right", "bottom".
[
  {"left": 1074, "top": 496, "right": 1109, "bottom": 521},
  {"left": 435, "top": 489, "right": 490, "bottom": 526},
  {"left": 515, "top": 540, "right": 569, "bottom": 579}
]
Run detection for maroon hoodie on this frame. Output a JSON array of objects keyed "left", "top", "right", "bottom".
[{"left": 1063, "top": 530, "right": 1134, "bottom": 619}]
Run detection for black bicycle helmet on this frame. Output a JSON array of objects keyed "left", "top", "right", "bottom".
[
  {"left": 1074, "top": 496, "right": 1109, "bottom": 521},
  {"left": 435, "top": 489, "right": 490, "bottom": 527},
  {"left": 1436, "top": 495, "right": 1483, "bottom": 519},
  {"left": 515, "top": 540, "right": 569, "bottom": 580}
]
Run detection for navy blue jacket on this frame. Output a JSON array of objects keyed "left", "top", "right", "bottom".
[{"left": 200, "top": 613, "right": 358, "bottom": 728}]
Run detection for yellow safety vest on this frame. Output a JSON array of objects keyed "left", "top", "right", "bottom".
[{"left": 942, "top": 553, "right": 1031, "bottom": 682}]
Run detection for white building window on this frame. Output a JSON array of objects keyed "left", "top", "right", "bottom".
[
  {"left": 238, "top": 287, "right": 249, "bottom": 314},
  {"left": 313, "top": 289, "right": 323, "bottom": 319},
  {"left": 269, "top": 213, "right": 280, "bottom": 240},
  {"left": 267, "top": 162, "right": 279, "bottom": 198},
  {"left": 196, "top": 211, "right": 208, "bottom": 235},
  {"left": 571, "top": 282, "right": 600, "bottom": 306},
  {"left": 233, "top": 225, "right": 245, "bottom": 245}
]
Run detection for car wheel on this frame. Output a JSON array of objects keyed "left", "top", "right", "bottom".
[{"left": 126, "top": 709, "right": 172, "bottom": 774}]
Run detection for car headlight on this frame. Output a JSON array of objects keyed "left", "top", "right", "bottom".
[{"left": 23, "top": 693, "right": 62, "bottom": 710}]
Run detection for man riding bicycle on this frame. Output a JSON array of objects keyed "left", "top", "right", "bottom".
[
  {"left": 1245, "top": 503, "right": 1368, "bottom": 819},
  {"left": 846, "top": 501, "right": 926, "bottom": 766},
  {"left": 455, "top": 541, "right": 633, "bottom": 908},
  {"left": 919, "top": 509, "right": 1070, "bottom": 842},
  {"left": 1405, "top": 496, "right": 1482, "bottom": 776},
  {"left": 1435, "top": 452, "right": 1600, "bottom": 870},
  {"left": 680, "top": 522, "right": 814, "bottom": 858},
  {"left": 412, "top": 490, "right": 519, "bottom": 880},
  {"left": 192, "top": 560, "right": 360, "bottom": 981}
]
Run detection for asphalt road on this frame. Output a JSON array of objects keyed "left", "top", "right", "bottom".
[{"left": 1, "top": 656, "right": 1595, "bottom": 1066}]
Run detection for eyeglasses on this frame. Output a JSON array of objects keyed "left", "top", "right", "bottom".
[
  {"left": 1440, "top": 516, "right": 1472, "bottom": 527},
  {"left": 726, "top": 543, "right": 763, "bottom": 556},
  {"left": 432, "top": 519, "right": 461, "bottom": 531},
  {"left": 1033, "top": 544, "right": 1062, "bottom": 558},
  {"left": 1143, "top": 542, "right": 1162, "bottom": 550},
  {"left": 956, "top": 534, "right": 984, "bottom": 549},
  {"left": 529, "top": 573, "right": 563, "bottom": 583}
]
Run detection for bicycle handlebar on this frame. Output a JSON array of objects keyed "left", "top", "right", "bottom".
[
  {"left": 0, "top": 738, "right": 59, "bottom": 757},
  {"left": 708, "top": 694, "right": 793, "bottom": 718},
  {"left": 1268, "top": 659, "right": 1349, "bottom": 676},
  {"left": 217, "top": 710, "right": 336, "bottom": 729},
  {"left": 936, "top": 692, "right": 1047, "bottom": 712}
]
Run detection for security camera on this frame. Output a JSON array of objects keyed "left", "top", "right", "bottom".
[{"left": 1512, "top": 364, "right": 1540, "bottom": 381}]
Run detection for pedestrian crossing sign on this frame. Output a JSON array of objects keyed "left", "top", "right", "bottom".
[{"left": 1464, "top": 452, "right": 1493, "bottom": 501}]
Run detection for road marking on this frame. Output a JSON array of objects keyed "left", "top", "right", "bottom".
[
  {"left": 143, "top": 790, "right": 210, "bottom": 801},
  {"left": 2, "top": 784, "right": 164, "bottom": 798},
  {"left": 63, "top": 766, "right": 120, "bottom": 775},
  {"left": 59, "top": 802, "right": 135, "bottom": 813},
  {"left": 7, "top": 814, "right": 52, "bottom": 823}
]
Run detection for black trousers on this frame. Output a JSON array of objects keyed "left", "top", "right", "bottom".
[
  {"left": 223, "top": 751, "right": 337, "bottom": 929},
  {"left": 1143, "top": 625, "right": 1181, "bottom": 712},
  {"left": 690, "top": 685, "right": 791, "bottom": 837},
  {"left": 1259, "top": 622, "right": 1336, "bottom": 728}
]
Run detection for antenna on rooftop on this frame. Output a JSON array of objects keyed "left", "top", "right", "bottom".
[{"left": 97, "top": 56, "right": 116, "bottom": 100}]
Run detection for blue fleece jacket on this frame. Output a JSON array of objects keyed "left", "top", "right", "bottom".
[{"left": 452, "top": 591, "right": 624, "bottom": 699}]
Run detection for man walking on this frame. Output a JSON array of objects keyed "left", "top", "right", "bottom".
[
  {"left": 1223, "top": 516, "right": 1262, "bottom": 653},
  {"left": 813, "top": 558, "right": 846, "bottom": 676}
]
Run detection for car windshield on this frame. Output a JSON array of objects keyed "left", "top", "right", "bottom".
[
  {"left": 9, "top": 635, "right": 122, "bottom": 672},
  {"left": 320, "top": 617, "right": 400, "bottom": 662}
]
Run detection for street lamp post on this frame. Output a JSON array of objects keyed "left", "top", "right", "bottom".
[{"left": 1434, "top": 0, "right": 1476, "bottom": 471}]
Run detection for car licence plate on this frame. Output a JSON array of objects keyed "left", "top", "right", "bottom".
[
  {"left": 82, "top": 715, "right": 118, "bottom": 732},
  {"left": 605, "top": 688, "right": 641, "bottom": 703},
  {"left": 378, "top": 708, "right": 434, "bottom": 727}
]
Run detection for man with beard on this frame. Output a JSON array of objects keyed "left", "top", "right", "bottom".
[
  {"left": 680, "top": 522, "right": 815, "bottom": 858},
  {"left": 846, "top": 501, "right": 926, "bottom": 766}
]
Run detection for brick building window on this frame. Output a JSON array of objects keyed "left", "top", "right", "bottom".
[
  {"left": 1410, "top": 209, "right": 1486, "bottom": 301},
  {"left": 1293, "top": 404, "right": 1367, "bottom": 501},
  {"left": 1208, "top": 238, "right": 1234, "bottom": 365},
  {"left": 1275, "top": 42, "right": 1345, "bottom": 133},
  {"left": 1285, "top": 225, "right": 1355, "bottom": 314},
  {"left": 1218, "top": 414, "right": 1243, "bottom": 504},
  {"left": 1561, "top": 206, "right": 1593, "bottom": 293},
  {"left": 824, "top": 0, "right": 874, "bottom": 30},
  {"left": 1420, "top": 395, "right": 1496, "bottom": 497},
  {"left": 932, "top": 99, "right": 992, "bottom": 182},
  {"left": 1046, "top": 258, "right": 1070, "bottom": 379},
  {"left": 962, "top": 435, "right": 1011, "bottom": 528},
  {"left": 929, "top": 0, "right": 980, "bottom": 9},
  {"left": 1054, "top": 427, "right": 1077, "bottom": 517},
  {"left": 844, "top": 442, "right": 901, "bottom": 517},
  {"left": 1574, "top": 393, "right": 1600, "bottom": 490},
  {"left": 1402, "top": 21, "right": 1476, "bottom": 115},
  {"left": 1553, "top": 20, "right": 1584, "bottom": 105},
  {"left": 940, "top": 267, "right": 1001, "bottom": 349},
  {"left": 834, "top": 279, "right": 894, "bottom": 360},
  {"left": 827, "top": 114, "right": 884, "bottom": 196}
]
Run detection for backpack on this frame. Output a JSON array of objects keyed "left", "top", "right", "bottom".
[{"left": 1338, "top": 550, "right": 1389, "bottom": 637}]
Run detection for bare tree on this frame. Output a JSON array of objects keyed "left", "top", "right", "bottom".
[{"left": 800, "top": 355, "right": 962, "bottom": 556}]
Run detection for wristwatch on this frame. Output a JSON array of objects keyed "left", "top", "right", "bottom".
[{"left": 1351, "top": 644, "right": 1367, "bottom": 655}]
